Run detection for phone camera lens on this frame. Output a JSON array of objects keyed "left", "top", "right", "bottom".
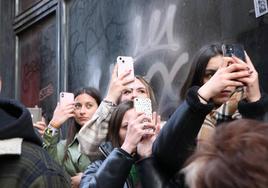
[
  {"left": 61, "top": 93, "right": 64, "bottom": 97},
  {"left": 122, "top": 60, "right": 125, "bottom": 63},
  {"left": 119, "top": 57, "right": 122, "bottom": 60}
]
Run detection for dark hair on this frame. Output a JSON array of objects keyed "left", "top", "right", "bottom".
[
  {"left": 183, "top": 119, "right": 268, "bottom": 188},
  {"left": 63, "top": 87, "right": 102, "bottom": 161},
  {"left": 180, "top": 44, "right": 223, "bottom": 99},
  {"left": 107, "top": 101, "right": 134, "bottom": 148}
]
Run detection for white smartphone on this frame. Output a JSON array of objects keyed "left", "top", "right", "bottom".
[
  {"left": 117, "top": 56, "right": 135, "bottom": 81},
  {"left": 27, "top": 107, "right": 42, "bottom": 124},
  {"left": 59, "top": 92, "right": 74, "bottom": 106},
  {"left": 134, "top": 97, "right": 152, "bottom": 119}
]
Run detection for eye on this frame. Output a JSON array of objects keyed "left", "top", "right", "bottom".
[
  {"left": 85, "top": 103, "right": 93, "bottom": 109},
  {"left": 204, "top": 70, "right": 216, "bottom": 80},
  {"left": 75, "top": 103, "right": 82, "bottom": 110},
  {"left": 122, "top": 90, "right": 131, "bottom": 95}
]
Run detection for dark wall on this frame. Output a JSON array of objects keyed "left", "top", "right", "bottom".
[
  {"left": 67, "top": 0, "right": 267, "bottom": 119},
  {"left": 0, "top": 0, "right": 15, "bottom": 98}
]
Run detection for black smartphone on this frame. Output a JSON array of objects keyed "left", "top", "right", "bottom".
[{"left": 222, "top": 44, "right": 246, "bottom": 62}]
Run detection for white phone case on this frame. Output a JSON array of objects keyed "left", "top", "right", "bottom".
[
  {"left": 134, "top": 97, "right": 152, "bottom": 119},
  {"left": 117, "top": 56, "right": 135, "bottom": 80},
  {"left": 59, "top": 92, "right": 74, "bottom": 106}
]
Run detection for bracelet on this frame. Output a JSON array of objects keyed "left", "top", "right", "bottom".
[{"left": 197, "top": 92, "right": 209, "bottom": 103}]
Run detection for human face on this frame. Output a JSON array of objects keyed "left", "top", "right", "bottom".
[
  {"left": 119, "top": 108, "right": 136, "bottom": 145},
  {"left": 120, "top": 78, "right": 149, "bottom": 102},
  {"left": 73, "top": 93, "right": 98, "bottom": 126},
  {"left": 203, "top": 55, "right": 236, "bottom": 105}
]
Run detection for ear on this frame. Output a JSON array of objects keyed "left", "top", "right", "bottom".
[{"left": 0, "top": 79, "right": 2, "bottom": 93}]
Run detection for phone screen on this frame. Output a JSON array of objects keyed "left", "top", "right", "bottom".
[{"left": 222, "top": 44, "right": 246, "bottom": 61}]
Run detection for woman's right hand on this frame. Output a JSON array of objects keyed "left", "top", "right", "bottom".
[
  {"left": 33, "top": 117, "right": 47, "bottom": 137},
  {"left": 198, "top": 57, "right": 251, "bottom": 101},
  {"left": 105, "top": 63, "right": 135, "bottom": 104},
  {"left": 49, "top": 102, "right": 75, "bottom": 129}
]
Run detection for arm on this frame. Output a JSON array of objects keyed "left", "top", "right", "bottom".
[
  {"left": 153, "top": 86, "right": 214, "bottom": 176},
  {"left": 80, "top": 148, "right": 134, "bottom": 188},
  {"left": 78, "top": 64, "right": 134, "bottom": 159},
  {"left": 77, "top": 101, "right": 116, "bottom": 159}
]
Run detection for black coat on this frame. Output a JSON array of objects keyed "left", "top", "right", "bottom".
[{"left": 146, "top": 86, "right": 268, "bottom": 188}]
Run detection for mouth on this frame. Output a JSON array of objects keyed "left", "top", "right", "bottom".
[{"left": 79, "top": 117, "right": 89, "bottom": 121}]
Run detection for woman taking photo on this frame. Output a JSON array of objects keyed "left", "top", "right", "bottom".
[
  {"left": 43, "top": 87, "right": 102, "bottom": 188},
  {"left": 80, "top": 100, "right": 161, "bottom": 188}
]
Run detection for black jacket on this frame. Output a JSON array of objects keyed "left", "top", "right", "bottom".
[
  {"left": 148, "top": 86, "right": 268, "bottom": 188},
  {"left": 80, "top": 142, "right": 135, "bottom": 188}
]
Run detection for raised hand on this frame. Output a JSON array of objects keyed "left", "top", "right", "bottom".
[
  {"left": 33, "top": 116, "right": 47, "bottom": 137},
  {"left": 198, "top": 56, "right": 251, "bottom": 101},
  {"left": 233, "top": 53, "right": 261, "bottom": 102},
  {"left": 121, "top": 112, "right": 155, "bottom": 155},
  {"left": 49, "top": 102, "right": 75, "bottom": 128},
  {"left": 137, "top": 112, "right": 161, "bottom": 158},
  {"left": 105, "top": 63, "right": 135, "bottom": 104}
]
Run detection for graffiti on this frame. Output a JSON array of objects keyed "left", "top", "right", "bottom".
[
  {"left": 133, "top": 4, "right": 180, "bottom": 60},
  {"left": 39, "top": 83, "right": 54, "bottom": 101},
  {"left": 131, "top": 4, "right": 189, "bottom": 114}
]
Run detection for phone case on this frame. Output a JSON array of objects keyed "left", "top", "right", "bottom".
[
  {"left": 134, "top": 97, "right": 152, "bottom": 118},
  {"left": 27, "top": 107, "right": 42, "bottom": 124},
  {"left": 59, "top": 92, "right": 74, "bottom": 106},
  {"left": 222, "top": 44, "right": 245, "bottom": 61},
  {"left": 117, "top": 56, "right": 135, "bottom": 80}
]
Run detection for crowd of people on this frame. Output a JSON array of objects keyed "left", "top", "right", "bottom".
[{"left": 1, "top": 43, "right": 268, "bottom": 188}]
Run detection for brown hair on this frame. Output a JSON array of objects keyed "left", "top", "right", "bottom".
[
  {"left": 107, "top": 101, "right": 133, "bottom": 148},
  {"left": 183, "top": 119, "right": 268, "bottom": 188}
]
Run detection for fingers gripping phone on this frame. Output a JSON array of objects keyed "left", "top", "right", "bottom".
[
  {"left": 222, "top": 44, "right": 246, "bottom": 62},
  {"left": 134, "top": 98, "right": 152, "bottom": 119},
  {"left": 59, "top": 92, "right": 74, "bottom": 106},
  {"left": 117, "top": 56, "right": 135, "bottom": 80}
]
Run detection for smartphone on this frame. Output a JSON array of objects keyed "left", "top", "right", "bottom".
[
  {"left": 222, "top": 44, "right": 246, "bottom": 62},
  {"left": 59, "top": 92, "right": 74, "bottom": 106},
  {"left": 27, "top": 107, "right": 42, "bottom": 124},
  {"left": 134, "top": 97, "right": 152, "bottom": 119},
  {"left": 117, "top": 56, "right": 135, "bottom": 80}
]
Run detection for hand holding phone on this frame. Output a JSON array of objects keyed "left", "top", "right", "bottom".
[
  {"left": 59, "top": 92, "right": 74, "bottom": 106},
  {"left": 117, "top": 56, "right": 135, "bottom": 81}
]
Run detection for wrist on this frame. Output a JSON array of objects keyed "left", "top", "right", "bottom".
[
  {"left": 197, "top": 88, "right": 211, "bottom": 104},
  {"left": 121, "top": 142, "right": 135, "bottom": 155},
  {"left": 49, "top": 119, "right": 61, "bottom": 129}
]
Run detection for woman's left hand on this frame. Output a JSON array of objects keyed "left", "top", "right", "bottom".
[
  {"left": 137, "top": 112, "right": 161, "bottom": 158},
  {"left": 233, "top": 52, "right": 261, "bottom": 102}
]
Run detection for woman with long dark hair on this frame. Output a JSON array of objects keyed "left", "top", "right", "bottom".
[
  {"left": 80, "top": 100, "right": 161, "bottom": 188},
  {"left": 43, "top": 87, "right": 101, "bottom": 188}
]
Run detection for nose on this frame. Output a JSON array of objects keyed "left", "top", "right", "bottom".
[
  {"left": 131, "top": 91, "right": 137, "bottom": 100},
  {"left": 79, "top": 105, "right": 87, "bottom": 114}
]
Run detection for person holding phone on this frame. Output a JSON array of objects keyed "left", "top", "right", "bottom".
[
  {"left": 43, "top": 87, "right": 102, "bottom": 188},
  {"left": 80, "top": 101, "right": 161, "bottom": 188},
  {"left": 180, "top": 43, "right": 268, "bottom": 143},
  {"left": 78, "top": 62, "right": 157, "bottom": 160}
]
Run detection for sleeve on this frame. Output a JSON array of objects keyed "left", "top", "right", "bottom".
[
  {"left": 77, "top": 101, "right": 116, "bottom": 160},
  {"left": 43, "top": 127, "right": 65, "bottom": 165},
  {"left": 238, "top": 92, "right": 268, "bottom": 120},
  {"left": 152, "top": 86, "right": 214, "bottom": 176},
  {"left": 80, "top": 148, "right": 134, "bottom": 188}
]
